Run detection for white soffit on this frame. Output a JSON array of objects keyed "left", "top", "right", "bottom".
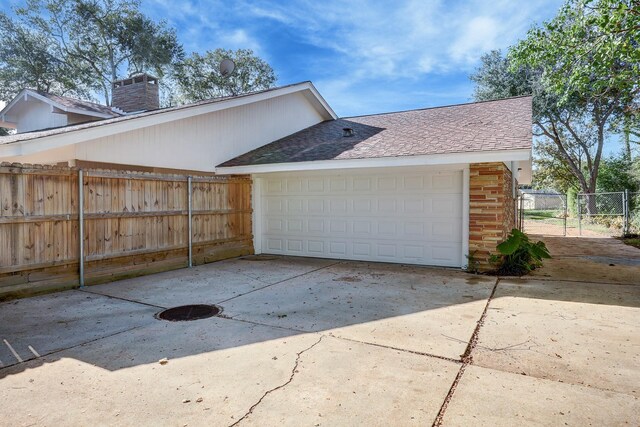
[{"left": 215, "top": 149, "right": 532, "bottom": 175}]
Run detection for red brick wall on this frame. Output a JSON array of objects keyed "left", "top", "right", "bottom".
[{"left": 469, "top": 162, "right": 515, "bottom": 270}]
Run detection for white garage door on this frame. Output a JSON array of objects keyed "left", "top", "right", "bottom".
[{"left": 258, "top": 168, "right": 463, "bottom": 267}]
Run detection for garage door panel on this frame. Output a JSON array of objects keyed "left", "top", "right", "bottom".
[
  {"left": 264, "top": 216, "right": 462, "bottom": 242},
  {"left": 260, "top": 169, "right": 463, "bottom": 267}
]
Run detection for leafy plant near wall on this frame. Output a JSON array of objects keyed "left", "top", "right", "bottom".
[
  {"left": 465, "top": 250, "right": 480, "bottom": 274},
  {"left": 490, "top": 229, "right": 551, "bottom": 275}
]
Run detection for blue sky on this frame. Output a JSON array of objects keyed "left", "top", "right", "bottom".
[
  {"left": 1, "top": 0, "right": 622, "bottom": 154},
  {"left": 144, "top": 0, "right": 566, "bottom": 117}
]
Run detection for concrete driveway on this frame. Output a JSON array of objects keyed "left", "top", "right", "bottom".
[{"left": 0, "top": 237, "right": 639, "bottom": 426}]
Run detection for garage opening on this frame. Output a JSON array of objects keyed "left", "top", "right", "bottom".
[{"left": 256, "top": 167, "right": 464, "bottom": 267}]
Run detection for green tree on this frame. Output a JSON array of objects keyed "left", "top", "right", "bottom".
[
  {"left": 2, "top": 0, "right": 183, "bottom": 105},
  {"left": 174, "top": 49, "right": 277, "bottom": 103},
  {"left": 597, "top": 152, "right": 639, "bottom": 192},
  {"left": 470, "top": 50, "right": 579, "bottom": 193},
  {"left": 0, "top": 12, "right": 90, "bottom": 101},
  {"left": 510, "top": 0, "right": 639, "bottom": 201}
]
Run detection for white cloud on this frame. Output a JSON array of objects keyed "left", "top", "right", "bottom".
[
  {"left": 142, "top": 0, "right": 563, "bottom": 114},
  {"left": 239, "top": 0, "right": 561, "bottom": 78}
]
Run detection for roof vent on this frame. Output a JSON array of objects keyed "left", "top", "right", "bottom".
[{"left": 342, "top": 127, "right": 354, "bottom": 137}]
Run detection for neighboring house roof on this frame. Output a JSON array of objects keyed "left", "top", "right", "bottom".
[
  {"left": 35, "top": 91, "right": 121, "bottom": 118},
  {"left": 0, "top": 89, "right": 120, "bottom": 129},
  {"left": 0, "top": 82, "right": 337, "bottom": 156},
  {"left": 218, "top": 96, "right": 532, "bottom": 170}
]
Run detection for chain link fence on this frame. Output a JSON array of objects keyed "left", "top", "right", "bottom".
[
  {"left": 577, "top": 192, "right": 627, "bottom": 234},
  {"left": 519, "top": 192, "right": 568, "bottom": 236},
  {"left": 518, "top": 190, "right": 639, "bottom": 237}
]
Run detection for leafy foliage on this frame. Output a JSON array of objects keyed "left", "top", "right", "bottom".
[
  {"left": 0, "top": 11, "right": 90, "bottom": 101},
  {"left": 490, "top": 229, "right": 551, "bottom": 275},
  {"left": 0, "top": 1, "right": 278, "bottom": 108},
  {"left": 7, "top": 0, "right": 184, "bottom": 105},
  {"left": 472, "top": 1, "right": 639, "bottom": 196},
  {"left": 511, "top": 0, "right": 639, "bottom": 105},
  {"left": 173, "top": 49, "right": 277, "bottom": 103},
  {"left": 509, "top": 0, "right": 639, "bottom": 196},
  {"left": 597, "top": 152, "right": 640, "bottom": 192}
]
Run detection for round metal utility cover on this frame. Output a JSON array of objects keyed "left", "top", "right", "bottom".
[{"left": 156, "top": 304, "right": 221, "bottom": 322}]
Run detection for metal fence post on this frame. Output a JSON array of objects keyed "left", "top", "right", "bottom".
[
  {"left": 577, "top": 194, "right": 582, "bottom": 236},
  {"left": 563, "top": 194, "right": 567, "bottom": 236},
  {"left": 519, "top": 194, "right": 524, "bottom": 231},
  {"left": 624, "top": 189, "right": 629, "bottom": 236},
  {"left": 78, "top": 169, "right": 85, "bottom": 287},
  {"left": 188, "top": 176, "right": 193, "bottom": 268}
]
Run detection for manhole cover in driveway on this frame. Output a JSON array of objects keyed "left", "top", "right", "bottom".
[{"left": 156, "top": 304, "right": 222, "bottom": 321}]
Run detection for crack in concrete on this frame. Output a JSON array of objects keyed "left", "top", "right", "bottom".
[
  {"left": 228, "top": 335, "right": 325, "bottom": 427},
  {"left": 432, "top": 277, "right": 500, "bottom": 427}
]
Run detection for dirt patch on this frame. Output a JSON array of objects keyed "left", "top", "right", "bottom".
[{"left": 333, "top": 276, "right": 362, "bottom": 282}]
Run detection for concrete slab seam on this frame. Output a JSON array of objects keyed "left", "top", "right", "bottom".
[
  {"left": 329, "top": 334, "right": 462, "bottom": 364},
  {"left": 216, "top": 262, "right": 341, "bottom": 305},
  {"left": 517, "top": 276, "right": 639, "bottom": 287},
  {"left": 432, "top": 277, "right": 500, "bottom": 427},
  {"left": 215, "top": 314, "right": 311, "bottom": 334},
  {"left": 461, "top": 278, "right": 500, "bottom": 363},
  {"left": 432, "top": 363, "right": 467, "bottom": 427},
  {"left": 76, "top": 288, "right": 168, "bottom": 310},
  {"left": 0, "top": 325, "right": 143, "bottom": 371},
  {"left": 228, "top": 334, "right": 325, "bottom": 427}
]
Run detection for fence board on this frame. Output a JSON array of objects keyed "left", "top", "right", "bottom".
[{"left": 0, "top": 162, "right": 253, "bottom": 300}]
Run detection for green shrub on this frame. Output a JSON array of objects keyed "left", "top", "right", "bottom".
[{"left": 490, "top": 229, "right": 551, "bottom": 276}]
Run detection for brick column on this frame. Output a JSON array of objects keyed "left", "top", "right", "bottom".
[{"left": 468, "top": 162, "right": 515, "bottom": 270}]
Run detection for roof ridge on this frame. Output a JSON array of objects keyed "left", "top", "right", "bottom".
[{"left": 340, "top": 95, "right": 533, "bottom": 120}]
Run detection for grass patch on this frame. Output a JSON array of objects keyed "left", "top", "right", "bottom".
[
  {"left": 621, "top": 237, "right": 640, "bottom": 249},
  {"left": 524, "top": 210, "right": 561, "bottom": 220}
]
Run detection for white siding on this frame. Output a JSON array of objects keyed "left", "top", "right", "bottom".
[
  {"left": 17, "top": 102, "right": 67, "bottom": 133},
  {"left": 59, "top": 92, "right": 324, "bottom": 171}
]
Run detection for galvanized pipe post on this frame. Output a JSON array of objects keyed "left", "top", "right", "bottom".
[
  {"left": 563, "top": 194, "right": 567, "bottom": 237},
  {"left": 577, "top": 195, "right": 582, "bottom": 236},
  {"left": 623, "top": 189, "right": 629, "bottom": 235},
  {"left": 78, "top": 169, "right": 85, "bottom": 287},
  {"left": 188, "top": 176, "right": 193, "bottom": 268}
]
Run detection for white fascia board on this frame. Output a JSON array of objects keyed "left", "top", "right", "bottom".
[
  {"left": 51, "top": 105, "right": 115, "bottom": 119},
  {"left": 305, "top": 83, "right": 337, "bottom": 120},
  {"left": 215, "top": 148, "right": 532, "bottom": 175},
  {"left": 0, "top": 89, "right": 29, "bottom": 117},
  {"left": 1, "top": 83, "right": 335, "bottom": 158}
]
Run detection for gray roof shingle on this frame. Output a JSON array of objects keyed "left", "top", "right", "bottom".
[
  {"left": 37, "top": 91, "right": 122, "bottom": 117},
  {"left": 218, "top": 96, "right": 532, "bottom": 167},
  {"left": 0, "top": 82, "right": 313, "bottom": 145}
]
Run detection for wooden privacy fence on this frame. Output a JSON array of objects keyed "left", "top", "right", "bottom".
[{"left": 0, "top": 162, "right": 253, "bottom": 300}]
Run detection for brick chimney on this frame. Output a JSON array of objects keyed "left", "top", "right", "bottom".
[{"left": 112, "top": 73, "right": 159, "bottom": 113}]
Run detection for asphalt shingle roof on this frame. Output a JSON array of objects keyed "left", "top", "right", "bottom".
[
  {"left": 37, "top": 91, "right": 122, "bottom": 118},
  {"left": 218, "top": 96, "right": 532, "bottom": 167},
  {"left": 0, "top": 83, "right": 312, "bottom": 145}
]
